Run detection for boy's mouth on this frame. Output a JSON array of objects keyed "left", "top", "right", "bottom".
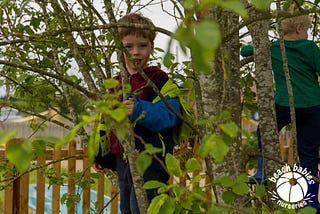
[{"left": 134, "top": 59, "right": 141, "bottom": 65}]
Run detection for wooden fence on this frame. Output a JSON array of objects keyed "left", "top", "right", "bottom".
[
  {"left": 0, "top": 119, "right": 294, "bottom": 214},
  {"left": 0, "top": 139, "right": 119, "bottom": 214}
]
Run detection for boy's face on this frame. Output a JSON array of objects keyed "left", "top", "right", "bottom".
[{"left": 121, "top": 34, "right": 153, "bottom": 75}]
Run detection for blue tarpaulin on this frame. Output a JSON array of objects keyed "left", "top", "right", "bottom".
[{"left": 28, "top": 184, "right": 120, "bottom": 214}]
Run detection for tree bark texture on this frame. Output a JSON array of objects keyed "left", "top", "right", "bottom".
[
  {"left": 197, "top": 7, "right": 245, "bottom": 205},
  {"left": 246, "top": 7, "right": 281, "bottom": 178}
]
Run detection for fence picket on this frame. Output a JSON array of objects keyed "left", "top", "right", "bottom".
[
  {"left": 36, "top": 153, "right": 46, "bottom": 213},
  {"left": 52, "top": 148, "right": 61, "bottom": 214},
  {"left": 67, "top": 140, "right": 76, "bottom": 214},
  {"left": 82, "top": 145, "right": 90, "bottom": 213}
]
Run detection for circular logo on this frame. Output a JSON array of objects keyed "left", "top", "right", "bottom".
[{"left": 276, "top": 171, "right": 308, "bottom": 203}]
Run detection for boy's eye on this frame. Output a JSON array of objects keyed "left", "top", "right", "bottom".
[{"left": 124, "top": 45, "right": 132, "bottom": 49}]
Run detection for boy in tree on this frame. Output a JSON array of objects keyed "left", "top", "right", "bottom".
[
  {"left": 241, "top": 12, "right": 320, "bottom": 210},
  {"left": 94, "top": 13, "right": 182, "bottom": 214}
]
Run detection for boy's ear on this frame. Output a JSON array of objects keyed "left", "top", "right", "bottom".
[{"left": 296, "top": 24, "right": 302, "bottom": 33}]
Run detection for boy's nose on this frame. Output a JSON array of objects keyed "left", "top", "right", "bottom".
[{"left": 131, "top": 46, "right": 139, "bottom": 55}]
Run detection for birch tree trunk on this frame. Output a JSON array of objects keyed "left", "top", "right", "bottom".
[
  {"left": 245, "top": 5, "right": 281, "bottom": 179},
  {"left": 196, "top": 7, "right": 245, "bottom": 204}
]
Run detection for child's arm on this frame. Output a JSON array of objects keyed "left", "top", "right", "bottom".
[
  {"left": 127, "top": 96, "right": 181, "bottom": 132},
  {"left": 312, "top": 42, "right": 320, "bottom": 75}
]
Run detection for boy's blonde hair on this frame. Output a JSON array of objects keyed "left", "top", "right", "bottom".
[
  {"left": 281, "top": 6, "right": 311, "bottom": 36},
  {"left": 118, "top": 13, "right": 156, "bottom": 44}
]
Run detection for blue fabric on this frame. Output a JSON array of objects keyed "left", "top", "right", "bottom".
[
  {"left": 249, "top": 127, "right": 267, "bottom": 184},
  {"left": 128, "top": 95, "right": 181, "bottom": 171},
  {"left": 130, "top": 95, "right": 181, "bottom": 132}
]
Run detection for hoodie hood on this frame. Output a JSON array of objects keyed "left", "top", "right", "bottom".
[{"left": 130, "top": 66, "right": 169, "bottom": 101}]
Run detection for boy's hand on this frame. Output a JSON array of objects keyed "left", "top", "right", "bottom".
[
  {"left": 123, "top": 97, "right": 134, "bottom": 115},
  {"left": 93, "top": 162, "right": 104, "bottom": 173}
]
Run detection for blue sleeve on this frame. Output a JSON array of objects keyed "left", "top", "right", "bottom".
[
  {"left": 240, "top": 45, "right": 254, "bottom": 57},
  {"left": 130, "top": 96, "right": 181, "bottom": 132}
]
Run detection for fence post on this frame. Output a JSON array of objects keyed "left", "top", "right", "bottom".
[
  {"left": 97, "top": 172, "right": 105, "bottom": 213},
  {"left": 36, "top": 151, "right": 46, "bottom": 213},
  {"left": 67, "top": 140, "right": 76, "bottom": 214},
  {"left": 4, "top": 140, "right": 14, "bottom": 214},
  {"left": 52, "top": 147, "right": 61, "bottom": 214},
  {"left": 82, "top": 144, "right": 90, "bottom": 213},
  {"left": 110, "top": 183, "right": 119, "bottom": 214},
  {"left": 4, "top": 138, "right": 30, "bottom": 214}
]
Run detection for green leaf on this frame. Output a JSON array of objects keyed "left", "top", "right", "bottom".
[
  {"left": 104, "top": 78, "right": 119, "bottom": 89},
  {"left": 163, "top": 52, "right": 175, "bottom": 68},
  {"left": 199, "top": 134, "right": 229, "bottom": 163},
  {"left": 222, "top": 190, "right": 235, "bottom": 204},
  {"left": 208, "top": 206, "right": 230, "bottom": 214},
  {"left": 172, "top": 185, "right": 184, "bottom": 198},
  {"left": 297, "top": 206, "right": 317, "bottom": 214},
  {"left": 232, "top": 181, "right": 249, "bottom": 195},
  {"left": 219, "top": 176, "right": 235, "bottom": 187},
  {"left": 136, "top": 152, "right": 152, "bottom": 175},
  {"left": 251, "top": 0, "right": 272, "bottom": 11},
  {"left": 194, "top": 19, "right": 220, "bottom": 50},
  {"left": 237, "top": 173, "right": 249, "bottom": 183},
  {"left": 110, "top": 106, "right": 128, "bottom": 122},
  {"left": 255, "top": 184, "right": 265, "bottom": 198},
  {"left": 0, "top": 130, "right": 17, "bottom": 147},
  {"left": 32, "top": 140, "right": 47, "bottom": 156},
  {"left": 190, "top": 174, "right": 203, "bottom": 184},
  {"left": 173, "top": 26, "right": 192, "bottom": 51},
  {"left": 215, "top": 0, "right": 247, "bottom": 18},
  {"left": 190, "top": 40, "right": 214, "bottom": 74},
  {"left": 180, "top": 198, "right": 193, "bottom": 210},
  {"left": 148, "top": 194, "right": 167, "bottom": 214},
  {"left": 159, "top": 197, "right": 176, "bottom": 214},
  {"left": 219, "top": 122, "right": 239, "bottom": 138},
  {"left": 185, "top": 158, "right": 201, "bottom": 173},
  {"left": 143, "top": 180, "right": 167, "bottom": 189},
  {"left": 144, "top": 144, "right": 163, "bottom": 154},
  {"left": 113, "top": 122, "right": 128, "bottom": 141},
  {"left": 6, "top": 140, "right": 33, "bottom": 173},
  {"left": 165, "top": 153, "right": 182, "bottom": 177}
]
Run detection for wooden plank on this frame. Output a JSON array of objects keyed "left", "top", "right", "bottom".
[
  {"left": 52, "top": 148, "right": 61, "bottom": 214},
  {"left": 97, "top": 173, "right": 105, "bottom": 213},
  {"left": 36, "top": 154, "right": 46, "bottom": 214},
  {"left": 18, "top": 171, "right": 30, "bottom": 214},
  {"left": 110, "top": 183, "right": 119, "bottom": 214},
  {"left": 4, "top": 139, "right": 22, "bottom": 214},
  {"left": 82, "top": 145, "right": 90, "bottom": 213},
  {"left": 67, "top": 140, "right": 76, "bottom": 214},
  {"left": 4, "top": 160, "right": 14, "bottom": 214}
]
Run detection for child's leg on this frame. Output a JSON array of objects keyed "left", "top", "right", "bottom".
[
  {"left": 116, "top": 158, "right": 133, "bottom": 214},
  {"left": 143, "top": 168, "right": 169, "bottom": 201},
  {"left": 296, "top": 106, "right": 320, "bottom": 209},
  {"left": 127, "top": 167, "right": 169, "bottom": 213}
]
